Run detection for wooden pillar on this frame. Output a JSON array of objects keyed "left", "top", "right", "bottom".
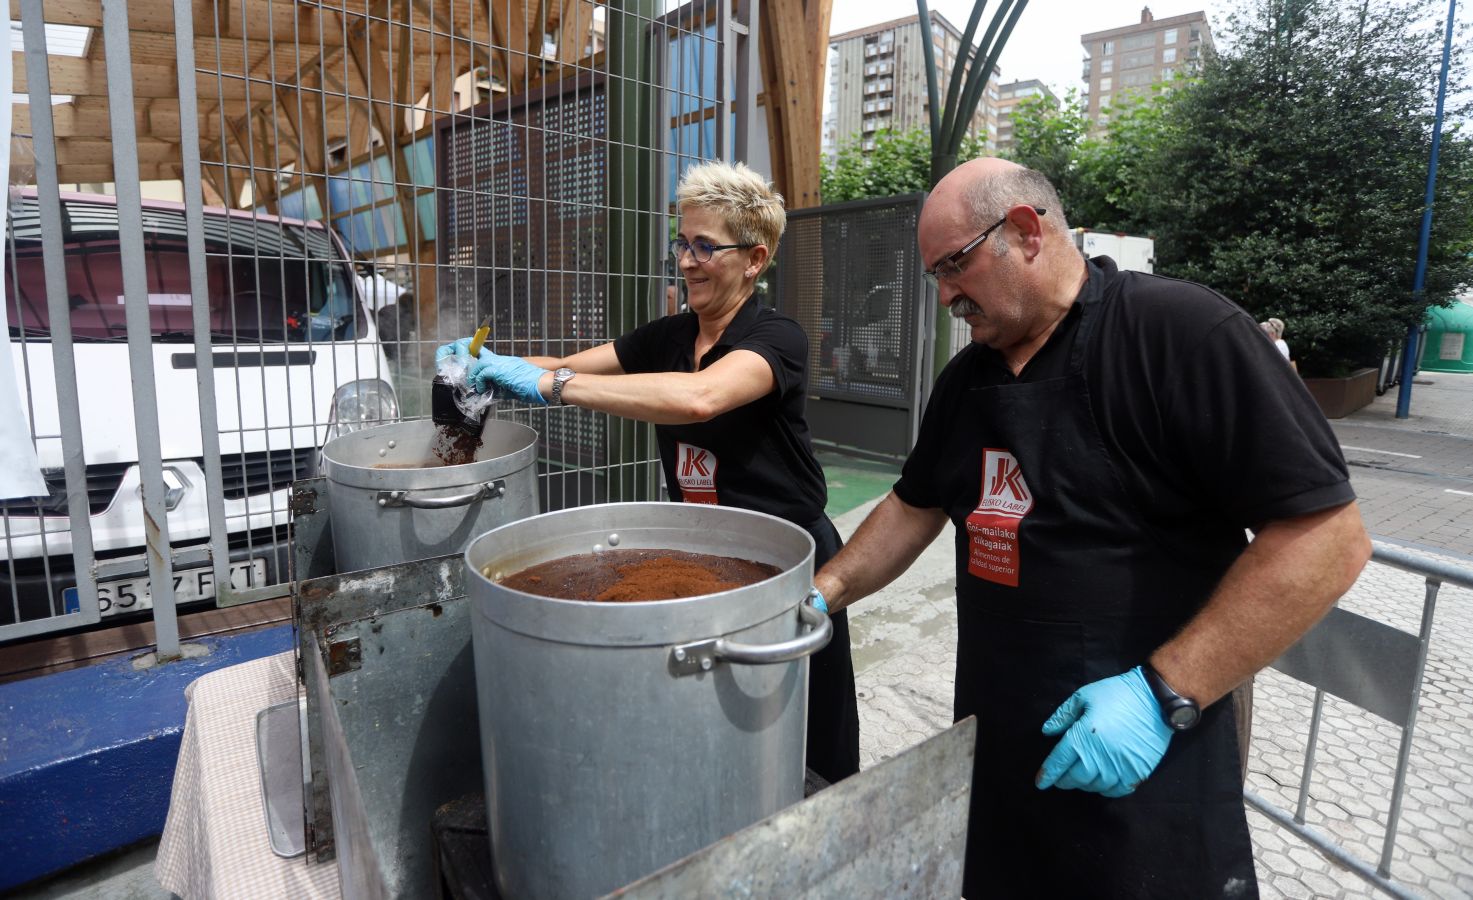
[{"left": 759, "top": 0, "right": 832, "bottom": 209}]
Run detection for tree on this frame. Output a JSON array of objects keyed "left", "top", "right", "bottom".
[
  {"left": 820, "top": 127, "right": 987, "bottom": 204},
  {"left": 1004, "top": 90, "right": 1086, "bottom": 194},
  {"left": 1007, "top": 87, "right": 1176, "bottom": 235},
  {"left": 1144, "top": 0, "right": 1473, "bottom": 376}
]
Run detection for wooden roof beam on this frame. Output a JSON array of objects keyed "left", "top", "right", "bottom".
[
  {"left": 54, "top": 163, "right": 186, "bottom": 183},
  {"left": 8, "top": 0, "right": 344, "bottom": 46},
  {"left": 13, "top": 55, "right": 260, "bottom": 101}
]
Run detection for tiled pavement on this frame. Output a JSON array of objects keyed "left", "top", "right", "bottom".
[{"left": 841, "top": 372, "right": 1473, "bottom": 898}]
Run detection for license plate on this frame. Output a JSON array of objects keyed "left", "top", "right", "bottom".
[{"left": 63, "top": 559, "right": 267, "bottom": 617}]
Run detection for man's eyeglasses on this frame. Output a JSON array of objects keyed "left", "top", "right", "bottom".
[
  {"left": 670, "top": 237, "right": 756, "bottom": 264},
  {"left": 922, "top": 206, "right": 1046, "bottom": 289}
]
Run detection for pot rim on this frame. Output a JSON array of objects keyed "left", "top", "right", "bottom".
[
  {"left": 322, "top": 419, "right": 539, "bottom": 491},
  {"left": 465, "top": 502, "right": 817, "bottom": 646}
]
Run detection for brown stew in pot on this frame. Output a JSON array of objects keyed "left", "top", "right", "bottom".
[{"left": 496, "top": 549, "right": 780, "bottom": 602}]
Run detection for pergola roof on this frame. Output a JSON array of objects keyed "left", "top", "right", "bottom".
[
  {"left": 11, "top": 0, "right": 598, "bottom": 200},
  {"left": 11, "top": 0, "right": 830, "bottom": 212}
]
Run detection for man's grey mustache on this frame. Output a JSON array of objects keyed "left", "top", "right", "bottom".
[{"left": 950, "top": 297, "right": 983, "bottom": 318}]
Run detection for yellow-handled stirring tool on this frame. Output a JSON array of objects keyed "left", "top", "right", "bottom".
[{"left": 466, "top": 314, "right": 491, "bottom": 357}]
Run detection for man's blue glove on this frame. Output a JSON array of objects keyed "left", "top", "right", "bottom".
[
  {"left": 1035, "top": 666, "right": 1174, "bottom": 798},
  {"left": 807, "top": 588, "right": 829, "bottom": 614},
  {"left": 469, "top": 351, "right": 548, "bottom": 405}
]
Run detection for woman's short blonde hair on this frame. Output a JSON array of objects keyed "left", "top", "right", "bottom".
[{"left": 676, "top": 161, "right": 786, "bottom": 271}]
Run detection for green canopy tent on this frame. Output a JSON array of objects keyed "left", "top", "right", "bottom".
[{"left": 1420, "top": 299, "right": 1473, "bottom": 373}]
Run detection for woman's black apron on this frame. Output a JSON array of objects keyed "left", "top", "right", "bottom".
[{"left": 952, "top": 278, "right": 1257, "bottom": 899}]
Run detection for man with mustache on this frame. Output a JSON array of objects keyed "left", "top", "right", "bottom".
[{"left": 812, "top": 158, "right": 1369, "bottom": 898}]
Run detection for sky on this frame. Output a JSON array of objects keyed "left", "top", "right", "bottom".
[{"left": 828, "top": 1, "right": 1232, "bottom": 100}]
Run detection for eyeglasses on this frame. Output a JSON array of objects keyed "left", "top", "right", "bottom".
[
  {"left": 922, "top": 206, "right": 1046, "bottom": 289},
  {"left": 669, "top": 237, "right": 756, "bottom": 264}
]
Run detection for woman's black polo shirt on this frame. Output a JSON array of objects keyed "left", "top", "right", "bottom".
[{"left": 613, "top": 297, "right": 828, "bottom": 525}]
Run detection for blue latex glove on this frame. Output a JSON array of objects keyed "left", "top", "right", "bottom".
[
  {"left": 469, "top": 351, "right": 548, "bottom": 405},
  {"left": 435, "top": 339, "right": 548, "bottom": 404},
  {"left": 435, "top": 337, "right": 490, "bottom": 363},
  {"left": 807, "top": 588, "right": 829, "bottom": 614},
  {"left": 1035, "top": 666, "right": 1174, "bottom": 798}
]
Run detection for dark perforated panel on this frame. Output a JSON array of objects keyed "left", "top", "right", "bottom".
[{"left": 776, "top": 197, "right": 926, "bottom": 406}]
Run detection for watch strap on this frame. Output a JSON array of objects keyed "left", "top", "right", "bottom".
[{"left": 1142, "top": 663, "right": 1200, "bottom": 731}]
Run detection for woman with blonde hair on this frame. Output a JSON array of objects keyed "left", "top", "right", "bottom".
[
  {"left": 439, "top": 160, "right": 861, "bottom": 783},
  {"left": 1267, "top": 317, "right": 1291, "bottom": 361}
]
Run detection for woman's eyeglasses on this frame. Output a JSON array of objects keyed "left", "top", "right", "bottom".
[{"left": 669, "top": 237, "right": 756, "bottom": 263}]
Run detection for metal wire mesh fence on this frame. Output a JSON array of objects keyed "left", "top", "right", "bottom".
[{"left": 2, "top": 0, "right": 736, "bottom": 659}]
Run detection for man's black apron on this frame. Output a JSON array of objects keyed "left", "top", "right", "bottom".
[{"left": 952, "top": 273, "right": 1257, "bottom": 899}]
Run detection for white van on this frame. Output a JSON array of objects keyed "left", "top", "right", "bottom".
[
  {"left": 2, "top": 192, "right": 398, "bottom": 629},
  {"left": 1072, "top": 229, "right": 1156, "bottom": 274}
]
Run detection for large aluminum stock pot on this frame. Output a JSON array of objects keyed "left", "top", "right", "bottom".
[
  {"left": 319, "top": 419, "right": 538, "bottom": 573},
  {"left": 463, "top": 502, "right": 832, "bottom": 900}
]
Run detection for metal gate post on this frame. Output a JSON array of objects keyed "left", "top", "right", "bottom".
[
  {"left": 732, "top": 0, "right": 760, "bottom": 166},
  {"left": 606, "top": 0, "right": 661, "bottom": 503},
  {"left": 14, "top": 0, "right": 101, "bottom": 635},
  {"left": 171, "top": 0, "right": 230, "bottom": 599},
  {"left": 101, "top": 0, "right": 181, "bottom": 659}
]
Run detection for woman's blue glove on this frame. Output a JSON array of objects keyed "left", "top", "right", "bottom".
[
  {"left": 1035, "top": 666, "right": 1174, "bottom": 798},
  {"left": 469, "top": 352, "right": 548, "bottom": 405},
  {"left": 435, "top": 337, "right": 491, "bottom": 363},
  {"left": 435, "top": 339, "right": 548, "bottom": 404}
]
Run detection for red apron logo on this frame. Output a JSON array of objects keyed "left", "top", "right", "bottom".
[
  {"left": 965, "top": 449, "right": 1035, "bottom": 587},
  {"left": 676, "top": 442, "right": 719, "bottom": 505}
]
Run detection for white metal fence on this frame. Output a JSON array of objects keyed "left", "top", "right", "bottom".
[{"left": 2, "top": 0, "right": 753, "bottom": 661}]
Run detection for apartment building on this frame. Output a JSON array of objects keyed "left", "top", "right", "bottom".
[
  {"left": 824, "top": 12, "right": 1001, "bottom": 158},
  {"left": 1081, "top": 6, "right": 1213, "bottom": 133},
  {"left": 994, "top": 79, "right": 1058, "bottom": 152}
]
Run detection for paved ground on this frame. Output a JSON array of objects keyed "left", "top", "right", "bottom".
[{"left": 842, "top": 371, "right": 1473, "bottom": 898}]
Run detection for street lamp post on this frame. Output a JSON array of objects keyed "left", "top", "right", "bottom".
[{"left": 1396, "top": 0, "right": 1457, "bottom": 419}]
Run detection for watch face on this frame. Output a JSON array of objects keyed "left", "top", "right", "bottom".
[{"left": 1169, "top": 704, "right": 1200, "bottom": 730}]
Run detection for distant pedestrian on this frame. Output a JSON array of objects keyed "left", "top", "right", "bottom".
[{"left": 1268, "top": 317, "right": 1292, "bottom": 363}]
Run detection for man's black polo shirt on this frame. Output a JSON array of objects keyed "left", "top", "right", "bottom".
[
  {"left": 613, "top": 296, "right": 828, "bottom": 525},
  {"left": 896, "top": 256, "right": 1353, "bottom": 561}
]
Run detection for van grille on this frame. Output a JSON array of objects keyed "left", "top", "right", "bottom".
[
  {"left": 0, "top": 464, "right": 130, "bottom": 517},
  {"left": 218, "top": 448, "right": 317, "bottom": 500}
]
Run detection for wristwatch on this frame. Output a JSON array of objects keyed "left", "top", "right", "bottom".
[
  {"left": 1142, "top": 662, "right": 1201, "bottom": 731},
  {"left": 550, "top": 367, "right": 577, "bottom": 406}
]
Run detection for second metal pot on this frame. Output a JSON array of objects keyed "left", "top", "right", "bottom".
[{"left": 319, "top": 419, "right": 539, "bottom": 573}]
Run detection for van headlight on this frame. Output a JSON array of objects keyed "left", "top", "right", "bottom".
[{"left": 328, "top": 379, "right": 399, "bottom": 437}]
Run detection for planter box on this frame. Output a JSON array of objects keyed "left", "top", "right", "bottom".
[{"left": 1302, "top": 367, "right": 1378, "bottom": 419}]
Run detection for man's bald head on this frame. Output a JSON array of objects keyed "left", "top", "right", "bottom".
[
  {"left": 922, "top": 158, "right": 1070, "bottom": 249},
  {"left": 916, "top": 158, "right": 1086, "bottom": 369}
]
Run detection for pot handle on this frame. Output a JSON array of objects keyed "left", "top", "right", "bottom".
[
  {"left": 376, "top": 479, "right": 506, "bottom": 510},
  {"left": 669, "top": 592, "right": 832, "bottom": 676}
]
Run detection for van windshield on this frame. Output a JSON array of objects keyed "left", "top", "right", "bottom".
[{"left": 5, "top": 197, "right": 366, "bottom": 343}]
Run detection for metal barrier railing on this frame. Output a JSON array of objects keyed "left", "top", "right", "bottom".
[{"left": 1244, "top": 539, "right": 1473, "bottom": 900}]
